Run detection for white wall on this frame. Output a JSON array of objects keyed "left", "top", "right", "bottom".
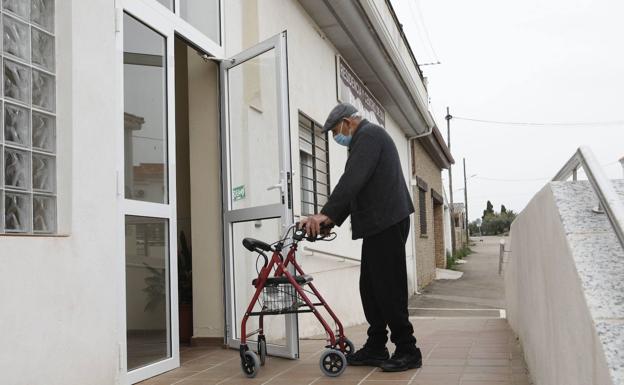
[
  {"left": 185, "top": 48, "right": 224, "bottom": 339},
  {"left": 0, "top": 1, "right": 121, "bottom": 384},
  {"left": 506, "top": 185, "right": 613, "bottom": 385},
  {"left": 224, "top": 0, "right": 417, "bottom": 337}
]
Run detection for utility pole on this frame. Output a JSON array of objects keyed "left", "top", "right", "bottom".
[
  {"left": 446, "top": 107, "right": 456, "bottom": 253},
  {"left": 463, "top": 158, "right": 470, "bottom": 245}
]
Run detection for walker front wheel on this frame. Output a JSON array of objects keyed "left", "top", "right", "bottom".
[
  {"left": 241, "top": 351, "right": 260, "bottom": 378},
  {"left": 319, "top": 349, "right": 346, "bottom": 377},
  {"left": 337, "top": 338, "right": 355, "bottom": 356},
  {"left": 258, "top": 337, "right": 267, "bottom": 366}
]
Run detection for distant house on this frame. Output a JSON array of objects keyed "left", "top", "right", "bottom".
[
  {"left": 410, "top": 124, "right": 454, "bottom": 289},
  {"left": 452, "top": 202, "right": 468, "bottom": 250}
]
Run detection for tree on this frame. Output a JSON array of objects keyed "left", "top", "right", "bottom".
[
  {"left": 482, "top": 200, "right": 494, "bottom": 220},
  {"left": 475, "top": 202, "right": 517, "bottom": 236}
]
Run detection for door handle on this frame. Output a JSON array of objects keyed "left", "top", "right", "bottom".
[{"left": 267, "top": 183, "right": 283, "bottom": 192}]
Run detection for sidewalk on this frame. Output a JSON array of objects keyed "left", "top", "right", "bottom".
[
  {"left": 140, "top": 317, "right": 530, "bottom": 385},
  {"left": 142, "top": 237, "right": 531, "bottom": 385},
  {"left": 410, "top": 236, "right": 507, "bottom": 313}
]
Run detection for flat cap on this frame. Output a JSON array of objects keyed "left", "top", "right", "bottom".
[{"left": 322, "top": 103, "right": 358, "bottom": 133}]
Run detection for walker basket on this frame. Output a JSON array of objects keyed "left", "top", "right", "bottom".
[{"left": 261, "top": 283, "right": 302, "bottom": 313}]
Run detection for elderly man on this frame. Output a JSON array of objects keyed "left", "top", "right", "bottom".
[{"left": 300, "top": 103, "right": 422, "bottom": 372}]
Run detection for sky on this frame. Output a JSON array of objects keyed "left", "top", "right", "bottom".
[{"left": 391, "top": 0, "right": 624, "bottom": 221}]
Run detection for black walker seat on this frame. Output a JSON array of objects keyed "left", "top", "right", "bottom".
[{"left": 243, "top": 237, "right": 272, "bottom": 252}]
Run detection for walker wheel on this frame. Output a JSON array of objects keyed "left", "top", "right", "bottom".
[
  {"left": 319, "top": 349, "right": 347, "bottom": 377},
  {"left": 258, "top": 337, "right": 267, "bottom": 366},
  {"left": 336, "top": 338, "right": 355, "bottom": 356},
  {"left": 241, "top": 350, "right": 260, "bottom": 378}
]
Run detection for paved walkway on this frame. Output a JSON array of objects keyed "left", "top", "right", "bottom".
[
  {"left": 142, "top": 237, "right": 532, "bottom": 385},
  {"left": 410, "top": 236, "right": 507, "bottom": 314},
  {"left": 140, "top": 318, "right": 530, "bottom": 385}
]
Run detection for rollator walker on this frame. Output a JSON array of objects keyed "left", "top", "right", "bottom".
[{"left": 238, "top": 223, "right": 354, "bottom": 378}]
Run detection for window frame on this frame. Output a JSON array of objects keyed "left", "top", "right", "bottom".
[
  {"left": 415, "top": 176, "right": 428, "bottom": 236},
  {"left": 418, "top": 188, "right": 427, "bottom": 236},
  {"left": 298, "top": 111, "right": 330, "bottom": 217},
  {"left": 141, "top": 0, "right": 224, "bottom": 54}
]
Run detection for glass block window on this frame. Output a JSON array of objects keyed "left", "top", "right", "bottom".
[{"left": 1, "top": 0, "right": 56, "bottom": 234}]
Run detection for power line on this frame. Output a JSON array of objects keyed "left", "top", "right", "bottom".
[
  {"left": 474, "top": 176, "right": 550, "bottom": 182},
  {"left": 453, "top": 116, "right": 624, "bottom": 127},
  {"left": 412, "top": 0, "right": 440, "bottom": 63},
  {"left": 472, "top": 162, "right": 617, "bottom": 182},
  {"left": 405, "top": 0, "right": 440, "bottom": 64}
]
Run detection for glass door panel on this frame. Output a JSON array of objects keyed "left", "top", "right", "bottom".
[
  {"left": 125, "top": 216, "right": 171, "bottom": 370},
  {"left": 231, "top": 218, "right": 288, "bottom": 348},
  {"left": 227, "top": 48, "right": 281, "bottom": 210},
  {"left": 123, "top": 13, "right": 169, "bottom": 204}
]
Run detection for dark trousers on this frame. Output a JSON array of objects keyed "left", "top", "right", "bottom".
[{"left": 360, "top": 216, "right": 416, "bottom": 351}]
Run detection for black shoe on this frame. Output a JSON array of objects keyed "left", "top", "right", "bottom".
[
  {"left": 380, "top": 347, "right": 423, "bottom": 372},
  {"left": 346, "top": 346, "right": 390, "bottom": 367}
]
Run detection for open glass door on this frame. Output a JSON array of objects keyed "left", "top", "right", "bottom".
[{"left": 221, "top": 32, "right": 298, "bottom": 359}]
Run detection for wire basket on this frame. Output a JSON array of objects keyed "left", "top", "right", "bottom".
[{"left": 262, "top": 284, "right": 301, "bottom": 312}]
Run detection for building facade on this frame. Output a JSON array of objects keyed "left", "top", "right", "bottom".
[
  {"left": 452, "top": 202, "right": 468, "bottom": 250},
  {"left": 410, "top": 126, "right": 454, "bottom": 289},
  {"left": 0, "top": 1, "right": 438, "bottom": 384}
]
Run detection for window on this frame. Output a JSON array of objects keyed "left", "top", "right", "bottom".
[
  {"left": 410, "top": 139, "right": 416, "bottom": 176},
  {"left": 155, "top": 0, "right": 174, "bottom": 11},
  {"left": 299, "top": 112, "right": 329, "bottom": 216},
  {"left": 1, "top": 0, "right": 56, "bottom": 234},
  {"left": 418, "top": 189, "right": 427, "bottom": 235},
  {"left": 180, "top": 0, "right": 221, "bottom": 44},
  {"left": 416, "top": 176, "right": 428, "bottom": 236}
]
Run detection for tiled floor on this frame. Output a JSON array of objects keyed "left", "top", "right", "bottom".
[{"left": 139, "top": 317, "right": 532, "bottom": 385}]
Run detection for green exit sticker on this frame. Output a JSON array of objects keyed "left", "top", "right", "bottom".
[{"left": 233, "top": 185, "right": 246, "bottom": 201}]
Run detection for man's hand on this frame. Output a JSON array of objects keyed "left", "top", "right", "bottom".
[{"left": 299, "top": 214, "right": 334, "bottom": 238}]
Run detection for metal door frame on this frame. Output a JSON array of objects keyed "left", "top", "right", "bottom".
[{"left": 220, "top": 31, "right": 298, "bottom": 359}]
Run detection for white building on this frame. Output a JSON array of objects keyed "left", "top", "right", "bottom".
[{"left": 0, "top": 1, "right": 435, "bottom": 384}]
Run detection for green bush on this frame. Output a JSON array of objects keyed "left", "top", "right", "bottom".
[
  {"left": 446, "top": 250, "right": 457, "bottom": 270},
  {"left": 446, "top": 246, "right": 472, "bottom": 271}
]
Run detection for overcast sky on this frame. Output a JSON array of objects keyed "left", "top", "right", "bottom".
[{"left": 391, "top": 0, "right": 624, "bottom": 221}]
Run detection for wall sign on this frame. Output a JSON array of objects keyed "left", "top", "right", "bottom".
[
  {"left": 336, "top": 56, "right": 385, "bottom": 127},
  {"left": 233, "top": 185, "right": 246, "bottom": 201}
]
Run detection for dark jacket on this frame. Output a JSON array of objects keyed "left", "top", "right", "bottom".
[{"left": 321, "top": 120, "right": 414, "bottom": 239}]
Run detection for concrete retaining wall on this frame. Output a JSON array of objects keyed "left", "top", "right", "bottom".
[{"left": 506, "top": 183, "right": 615, "bottom": 385}]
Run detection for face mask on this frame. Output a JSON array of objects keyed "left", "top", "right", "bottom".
[{"left": 333, "top": 121, "right": 352, "bottom": 147}]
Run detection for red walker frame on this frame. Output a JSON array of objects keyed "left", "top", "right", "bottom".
[{"left": 238, "top": 225, "right": 352, "bottom": 377}]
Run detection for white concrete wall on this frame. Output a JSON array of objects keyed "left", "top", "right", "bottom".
[
  {"left": 186, "top": 49, "right": 224, "bottom": 339},
  {"left": 506, "top": 185, "right": 613, "bottom": 385},
  {"left": 225, "top": 0, "right": 417, "bottom": 338},
  {"left": 0, "top": 1, "right": 121, "bottom": 384}
]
